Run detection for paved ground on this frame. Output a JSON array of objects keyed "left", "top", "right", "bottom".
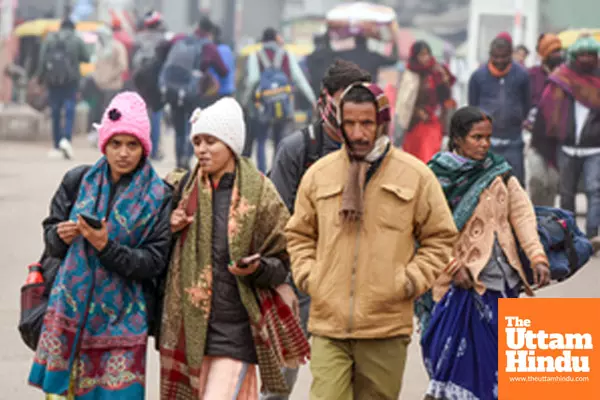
[{"left": 1, "top": 135, "right": 599, "bottom": 399}]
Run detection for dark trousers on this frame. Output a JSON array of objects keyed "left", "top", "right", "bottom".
[
  {"left": 171, "top": 105, "right": 195, "bottom": 169},
  {"left": 149, "top": 110, "right": 163, "bottom": 159},
  {"left": 491, "top": 139, "right": 525, "bottom": 186},
  {"left": 48, "top": 85, "right": 77, "bottom": 148},
  {"left": 243, "top": 118, "right": 290, "bottom": 173},
  {"left": 558, "top": 150, "right": 600, "bottom": 237}
]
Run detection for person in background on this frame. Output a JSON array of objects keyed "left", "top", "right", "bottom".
[
  {"left": 286, "top": 82, "right": 457, "bottom": 400},
  {"left": 261, "top": 59, "right": 372, "bottom": 400},
  {"left": 305, "top": 33, "right": 335, "bottom": 98},
  {"left": 29, "top": 92, "right": 172, "bottom": 399},
  {"left": 421, "top": 106, "right": 550, "bottom": 400},
  {"left": 533, "top": 33, "right": 600, "bottom": 250},
  {"left": 132, "top": 10, "right": 169, "bottom": 161},
  {"left": 110, "top": 11, "right": 134, "bottom": 80},
  {"left": 210, "top": 25, "right": 236, "bottom": 99},
  {"left": 336, "top": 22, "right": 401, "bottom": 82},
  {"left": 242, "top": 27, "right": 317, "bottom": 172},
  {"left": 513, "top": 44, "right": 530, "bottom": 66},
  {"left": 36, "top": 18, "right": 90, "bottom": 160},
  {"left": 132, "top": 10, "right": 167, "bottom": 71},
  {"left": 400, "top": 40, "right": 455, "bottom": 163},
  {"left": 91, "top": 25, "right": 129, "bottom": 126},
  {"left": 526, "top": 33, "right": 564, "bottom": 207},
  {"left": 164, "top": 16, "right": 229, "bottom": 169},
  {"left": 468, "top": 33, "right": 530, "bottom": 184},
  {"left": 528, "top": 33, "right": 564, "bottom": 107},
  {"left": 159, "top": 98, "right": 309, "bottom": 399}
]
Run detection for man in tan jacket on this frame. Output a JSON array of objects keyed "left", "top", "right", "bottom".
[{"left": 285, "top": 82, "right": 458, "bottom": 400}]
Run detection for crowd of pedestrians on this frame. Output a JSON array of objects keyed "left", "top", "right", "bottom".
[{"left": 22, "top": 13, "right": 600, "bottom": 400}]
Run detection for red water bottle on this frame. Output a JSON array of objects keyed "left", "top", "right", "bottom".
[{"left": 25, "top": 263, "right": 44, "bottom": 285}]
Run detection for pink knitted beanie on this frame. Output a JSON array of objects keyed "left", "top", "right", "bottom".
[{"left": 98, "top": 92, "right": 152, "bottom": 157}]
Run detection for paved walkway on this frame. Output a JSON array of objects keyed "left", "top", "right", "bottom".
[{"left": 1, "top": 136, "right": 598, "bottom": 399}]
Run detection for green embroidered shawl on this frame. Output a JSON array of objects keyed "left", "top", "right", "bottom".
[{"left": 160, "top": 158, "right": 295, "bottom": 396}]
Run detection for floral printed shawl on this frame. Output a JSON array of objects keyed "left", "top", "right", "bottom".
[{"left": 159, "top": 158, "right": 309, "bottom": 399}]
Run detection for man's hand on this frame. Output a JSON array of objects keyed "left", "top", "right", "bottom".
[
  {"left": 533, "top": 263, "right": 551, "bottom": 289},
  {"left": 56, "top": 221, "right": 80, "bottom": 245},
  {"left": 229, "top": 254, "right": 261, "bottom": 277},
  {"left": 170, "top": 208, "right": 194, "bottom": 233},
  {"left": 453, "top": 266, "right": 474, "bottom": 290},
  {"left": 276, "top": 284, "right": 300, "bottom": 317},
  {"left": 77, "top": 216, "right": 108, "bottom": 251}
]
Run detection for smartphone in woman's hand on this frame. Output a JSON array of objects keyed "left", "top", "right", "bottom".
[{"left": 236, "top": 254, "right": 261, "bottom": 269}]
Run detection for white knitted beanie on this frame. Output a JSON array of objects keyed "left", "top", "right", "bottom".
[{"left": 189, "top": 97, "right": 246, "bottom": 156}]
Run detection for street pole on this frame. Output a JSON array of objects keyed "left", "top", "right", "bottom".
[
  {"left": 513, "top": 0, "right": 524, "bottom": 46},
  {"left": 222, "top": 0, "right": 236, "bottom": 46}
]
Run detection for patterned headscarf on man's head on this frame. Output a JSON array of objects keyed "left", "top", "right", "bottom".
[{"left": 317, "top": 88, "right": 343, "bottom": 141}]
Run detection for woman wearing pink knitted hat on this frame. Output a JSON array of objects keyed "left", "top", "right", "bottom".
[
  {"left": 159, "top": 97, "right": 310, "bottom": 399},
  {"left": 29, "top": 91, "right": 173, "bottom": 399}
]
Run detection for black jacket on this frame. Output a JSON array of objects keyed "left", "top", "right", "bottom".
[
  {"left": 269, "top": 121, "right": 341, "bottom": 213},
  {"left": 204, "top": 172, "right": 289, "bottom": 364},
  {"left": 43, "top": 164, "right": 173, "bottom": 337}
]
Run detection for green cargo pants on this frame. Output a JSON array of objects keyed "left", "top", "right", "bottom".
[{"left": 310, "top": 335, "right": 410, "bottom": 400}]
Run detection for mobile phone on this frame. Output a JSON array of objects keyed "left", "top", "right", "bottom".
[
  {"left": 236, "top": 254, "right": 261, "bottom": 269},
  {"left": 79, "top": 213, "right": 103, "bottom": 229}
]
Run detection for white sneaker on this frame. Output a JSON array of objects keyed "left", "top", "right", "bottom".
[
  {"left": 47, "top": 149, "right": 63, "bottom": 160},
  {"left": 59, "top": 138, "right": 74, "bottom": 160}
]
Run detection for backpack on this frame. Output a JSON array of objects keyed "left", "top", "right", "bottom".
[
  {"left": 500, "top": 173, "right": 593, "bottom": 283},
  {"left": 266, "top": 123, "right": 323, "bottom": 179},
  {"left": 132, "top": 41, "right": 157, "bottom": 73},
  {"left": 42, "top": 32, "right": 79, "bottom": 87},
  {"left": 518, "top": 206, "right": 593, "bottom": 284},
  {"left": 132, "top": 32, "right": 164, "bottom": 73},
  {"left": 158, "top": 36, "right": 208, "bottom": 107},
  {"left": 254, "top": 48, "right": 294, "bottom": 124},
  {"left": 302, "top": 124, "right": 324, "bottom": 174}
]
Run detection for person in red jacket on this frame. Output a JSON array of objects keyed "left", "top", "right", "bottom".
[{"left": 110, "top": 12, "right": 133, "bottom": 81}]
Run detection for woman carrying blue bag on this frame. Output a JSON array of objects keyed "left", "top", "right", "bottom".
[{"left": 419, "top": 106, "right": 551, "bottom": 400}]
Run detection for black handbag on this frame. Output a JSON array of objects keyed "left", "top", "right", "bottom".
[{"left": 18, "top": 253, "right": 60, "bottom": 351}]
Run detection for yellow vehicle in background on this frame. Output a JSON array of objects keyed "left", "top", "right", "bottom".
[
  {"left": 558, "top": 29, "right": 600, "bottom": 48},
  {"left": 14, "top": 19, "right": 104, "bottom": 78}
]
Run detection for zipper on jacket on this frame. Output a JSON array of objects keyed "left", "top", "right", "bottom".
[{"left": 347, "top": 221, "right": 362, "bottom": 334}]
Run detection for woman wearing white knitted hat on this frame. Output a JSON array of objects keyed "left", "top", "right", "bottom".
[{"left": 159, "top": 97, "right": 310, "bottom": 399}]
